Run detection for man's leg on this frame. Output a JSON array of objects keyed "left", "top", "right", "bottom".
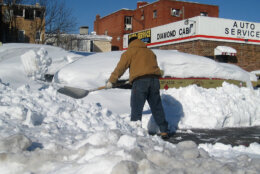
[
  {"left": 130, "top": 79, "right": 148, "bottom": 121},
  {"left": 147, "top": 78, "right": 168, "bottom": 133}
]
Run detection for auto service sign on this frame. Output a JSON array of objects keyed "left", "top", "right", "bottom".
[
  {"left": 123, "top": 16, "right": 260, "bottom": 49},
  {"left": 197, "top": 16, "right": 260, "bottom": 44}
]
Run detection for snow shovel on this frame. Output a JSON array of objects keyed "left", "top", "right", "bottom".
[
  {"left": 57, "top": 86, "right": 107, "bottom": 99},
  {"left": 57, "top": 80, "right": 131, "bottom": 99}
]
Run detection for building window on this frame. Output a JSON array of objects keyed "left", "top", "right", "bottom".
[
  {"left": 200, "top": 12, "right": 208, "bottom": 16},
  {"left": 104, "top": 30, "right": 108, "bottom": 35},
  {"left": 153, "top": 10, "right": 157, "bottom": 18},
  {"left": 13, "top": 6, "right": 24, "bottom": 17},
  {"left": 24, "top": 8, "right": 34, "bottom": 20},
  {"left": 171, "top": 8, "right": 181, "bottom": 17},
  {"left": 140, "top": 9, "right": 144, "bottom": 20},
  {"left": 141, "top": 14, "right": 144, "bottom": 20},
  {"left": 18, "top": 30, "right": 25, "bottom": 42},
  {"left": 35, "top": 10, "right": 44, "bottom": 18},
  {"left": 36, "top": 31, "right": 41, "bottom": 41},
  {"left": 124, "top": 16, "right": 132, "bottom": 31}
]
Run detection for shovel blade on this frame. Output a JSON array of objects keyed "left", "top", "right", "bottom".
[{"left": 58, "top": 86, "right": 89, "bottom": 99}]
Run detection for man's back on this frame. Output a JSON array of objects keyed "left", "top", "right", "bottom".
[{"left": 120, "top": 39, "right": 161, "bottom": 83}]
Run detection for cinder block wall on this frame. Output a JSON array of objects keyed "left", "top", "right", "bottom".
[{"left": 93, "top": 40, "right": 112, "bottom": 52}]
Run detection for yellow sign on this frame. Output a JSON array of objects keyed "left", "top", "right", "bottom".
[{"left": 128, "top": 30, "right": 151, "bottom": 43}]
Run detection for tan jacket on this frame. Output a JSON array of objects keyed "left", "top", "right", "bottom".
[{"left": 109, "top": 39, "right": 161, "bottom": 84}]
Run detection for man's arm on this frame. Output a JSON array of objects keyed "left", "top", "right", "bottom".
[{"left": 109, "top": 52, "right": 131, "bottom": 84}]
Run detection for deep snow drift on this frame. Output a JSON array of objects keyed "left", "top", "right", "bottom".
[
  {"left": 0, "top": 43, "right": 260, "bottom": 174},
  {"left": 53, "top": 49, "right": 257, "bottom": 90}
]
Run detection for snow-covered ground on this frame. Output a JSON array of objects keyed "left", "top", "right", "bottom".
[{"left": 0, "top": 43, "right": 259, "bottom": 174}]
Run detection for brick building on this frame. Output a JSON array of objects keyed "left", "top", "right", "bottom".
[
  {"left": 94, "top": 0, "right": 218, "bottom": 50},
  {"left": 0, "top": 1, "right": 45, "bottom": 44},
  {"left": 158, "top": 40, "right": 260, "bottom": 72},
  {"left": 123, "top": 16, "right": 260, "bottom": 72}
]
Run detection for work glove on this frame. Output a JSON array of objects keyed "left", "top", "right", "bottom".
[{"left": 105, "top": 81, "right": 113, "bottom": 89}]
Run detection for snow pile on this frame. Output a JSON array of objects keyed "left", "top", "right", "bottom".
[
  {"left": 0, "top": 43, "right": 81, "bottom": 88},
  {"left": 200, "top": 142, "right": 260, "bottom": 160},
  {"left": 0, "top": 81, "right": 259, "bottom": 173},
  {"left": 0, "top": 83, "right": 131, "bottom": 138},
  {"left": 251, "top": 70, "right": 260, "bottom": 76},
  {"left": 81, "top": 83, "right": 260, "bottom": 132},
  {"left": 21, "top": 48, "right": 52, "bottom": 80},
  {"left": 54, "top": 49, "right": 257, "bottom": 90},
  {"left": 161, "top": 82, "right": 260, "bottom": 130},
  {"left": 156, "top": 50, "right": 253, "bottom": 82},
  {"left": 0, "top": 43, "right": 260, "bottom": 174}
]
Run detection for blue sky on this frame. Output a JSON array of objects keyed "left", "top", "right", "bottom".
[{"left": 66, "top": 0, "right": 260, "bottom": 33}]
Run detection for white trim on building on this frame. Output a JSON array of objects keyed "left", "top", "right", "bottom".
[{"left": 123, "top": 16, "right": 260, "bottom": 49}]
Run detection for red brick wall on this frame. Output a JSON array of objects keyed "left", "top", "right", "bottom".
[
  {"left": 157, "top": 40, "right": 260, "bottom": 72},
  {"left": 94, "top": 0, "right": 219, "bottom": 50},
  {"left": 132, "top": 0, "right": 218, "bottom": 30},
  {"left": 94, "top": 10, "right": 134, "bottom": 50}
]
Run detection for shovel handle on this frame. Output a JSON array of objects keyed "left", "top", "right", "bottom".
[
  {"left": 93, "top": 84, "right": 124, "bottom": 92},
  {"left": 88, "top": 86, "right": 107, "bottom": 92},
  {"left": 97, "top": 86, "right": 106, "bottom": 90},
  {"left": 58, "top": 83, "right": 128, "bottom": 99},
  {"left": 93, "top": 84, "right": 123, "bottom": 91}
]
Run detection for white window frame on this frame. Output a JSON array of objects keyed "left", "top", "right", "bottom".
[
  {"left": 153, "top": 10, "right": 157, "bottom": 19},
  {"left": 141, "top": 14, "right": 144, "bottom": 20},
  {"left": 14, "top": 7, "right": 24, "bottom": 17},
  {"left": 171, "top": 8, "right": 181, "bottom": 17},
  {"left": 200, "top": 12, "right": 208, "bottom": 16},
  {"left": 124, "top": 16, "right": 132, "bottom": 31}
]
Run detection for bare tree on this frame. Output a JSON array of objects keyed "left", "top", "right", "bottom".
[
  {"left": 2, "top": 0, "right": 77, "bottom": 44},
  {"left": 38, "top": 0, "right": 77, "bottom": 44}
]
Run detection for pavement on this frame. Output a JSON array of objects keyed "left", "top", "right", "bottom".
[{"left": 167, "top": 126, "right": 260, "bottom": 146}]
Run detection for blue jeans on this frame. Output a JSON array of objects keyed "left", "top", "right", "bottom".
[{"left": 131, "top": 77, "right": 168, "bottom": 133}]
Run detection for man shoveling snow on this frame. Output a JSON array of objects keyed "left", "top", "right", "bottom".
[{"left": 106, "top": 37, "right": 170, "bottom": 139}]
